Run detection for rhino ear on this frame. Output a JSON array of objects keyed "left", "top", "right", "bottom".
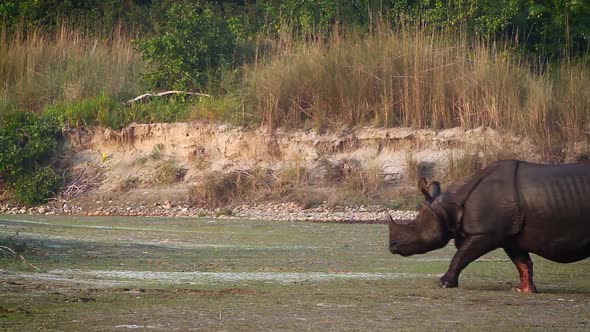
[
  {"left": 418, "top": 177, "right": 432, "bottom": 201},
  {"left": 428, "top": 181, "right": 441, "bottom": 199}
]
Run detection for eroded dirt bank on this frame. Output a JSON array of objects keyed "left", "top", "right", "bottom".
[{"left": 0, "top": 122, "right": 560, "bottom": 218}]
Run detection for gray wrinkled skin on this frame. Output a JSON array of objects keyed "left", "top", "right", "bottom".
[{"left": 389, "top": 160, "right": 590, "bottom": 292}]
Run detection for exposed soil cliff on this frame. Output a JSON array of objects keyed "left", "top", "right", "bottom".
[{"left": 52, "top": 122, "right": 541, "bottom": 213}]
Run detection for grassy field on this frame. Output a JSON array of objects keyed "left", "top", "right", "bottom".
[{"left": 1, "top": 215, "right": 589, "bottom": 331}]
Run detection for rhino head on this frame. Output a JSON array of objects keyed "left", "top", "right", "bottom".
[{"left": 388, "top": 178, "right": 460, "bottom": 256}]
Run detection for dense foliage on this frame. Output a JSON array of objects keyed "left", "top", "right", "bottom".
[
  {"left": 0, "top": 112, "right": 62, "bottom": 205},
  {"left": 134, "top": 2, "right": 237, "bottom": 91},
  {"left": 13, "top": 167, "right": 62, "bottom": 206},
  {"left": 2, "top": 0, "right": 589, "bottom": 60}
]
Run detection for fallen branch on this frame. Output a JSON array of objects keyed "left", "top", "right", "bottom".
[
  {"left": 0, "top": 245, "right": 41, "bottom": 271},
  {"left": 125, "top": 90, "right": 211, "bottom": 105},
  {"left": 58, "top": 163, "right": 105, "bottom": 200}
]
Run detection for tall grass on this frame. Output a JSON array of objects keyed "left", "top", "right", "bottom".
[
  {"left": 244, "top": 25, "right": 590, "bottom": 152},
  {"left": 0, "top": 23, "right": 143, "bottom": 113},
  {"left": 2, "top": 22, "right": 588, "bottom": 155}
]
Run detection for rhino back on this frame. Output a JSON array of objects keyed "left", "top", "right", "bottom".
[
  {"left": 516, "top": 162, "right": 590, "bottom": 261},
  {"left": 458, "top": 160, "right": 522, "bottom": 236},
  {"left": 517, "top": 162, "right": 590, "bottom": 224}
]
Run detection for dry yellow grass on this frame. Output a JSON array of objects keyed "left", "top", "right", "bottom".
[
  {"left": 0, "top": 23, "right": 143, "bottom": 113},
  {"left": 244, "top": 24, "right": 590, "bottom": 154}
]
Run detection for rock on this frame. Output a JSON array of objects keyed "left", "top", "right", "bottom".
[{"left": 38, "top": 207, "right": 47, "bottom": 214}]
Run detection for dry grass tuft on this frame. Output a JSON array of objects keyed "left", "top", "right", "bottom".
[
  {"left": 116, "top": 176, "right": 140, "bottom": 192},
  {"left": 188, "top": 168, "right": 274, "bottom": 207},
  {"left": 150, "top": 144, "right": 166, "bottom": 160},
  {"left": 0, "top": 23, "right": 142, "bottom": 113},
  {"left": 405, "top": 153, "right": 436, "bottom": 186},
  {"left": 442, "top": 150, "right": 484, "bottom": 184},
  {"left": 340, "top": 160, "right": 384, "bottom": 198},
  {"left": 152, "top": 160, "right": 187, "bottom": 185}
]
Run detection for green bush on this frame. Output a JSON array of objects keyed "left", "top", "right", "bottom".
[
  {"left": 0, "top": 112, "right": 61, "bottom": 182},
  {"left": 390, "top": 0, "right": 590, "bottom": 59},
  {"left": 13, "top": 167, "right": 62, "bottom": 206},
  {"left": 0, "top": 111, "right": 62, "bottom": 205},
  {"left": 135, "top": 2, "right": 237, "bottom": 91}
]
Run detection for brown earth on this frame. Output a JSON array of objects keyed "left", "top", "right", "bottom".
[{"left": 52, "top": 122, "right": 546, "bottom": 212}]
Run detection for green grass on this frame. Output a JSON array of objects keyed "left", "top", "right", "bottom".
[
  {"left": 42, "top": 92, "right": 242, "bottom": 129},
  {"left": 0, "top": 215, "right": 588, "bottom": 330}
]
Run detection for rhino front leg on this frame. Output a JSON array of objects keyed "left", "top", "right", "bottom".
[
  {"left": 503, "top": 246, "right": 537, "bottom": 293},
  {"left": 440, "top": 235, "right": 498, "bottom": 288}
]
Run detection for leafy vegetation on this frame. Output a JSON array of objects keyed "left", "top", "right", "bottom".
[
  {"left": 0, "top": 112, "right": 62, "bottom": 205},
  {"left": 2, "top": 1, "right": 588, "bottom": 58},
  {"left": 12, "top": 166, "right": 62, "bottom": 206},
  {"left": 134, "top": 2, "right": 237, "bottom": 91},
  {"left": 42, "top": 93, "right": 240, "bottom": 130}
]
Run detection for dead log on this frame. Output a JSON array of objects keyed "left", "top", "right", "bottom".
[{"left": 124, "top": 90, "right": 211, "bottom": 105}]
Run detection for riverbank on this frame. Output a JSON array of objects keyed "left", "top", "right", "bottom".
[
  {"left": 0, "top": 201, "right": 416, "bottom": 223},
  {"left": 1, "top": 122, "right": 565, "bottom": 223}
]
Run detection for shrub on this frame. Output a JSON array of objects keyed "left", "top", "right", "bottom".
[
  {"left": 188, "top": 169, "right": 273, "bottom": 207},
  {"left": 116, "top": 176, "right": 140, "bottom": 193},
  {"left": 152, "top": 160, "right": 187, "bottom": 185},
  {"left": 135, "top": 2, "right": 237, "bottom": 91},
  {"left": 340, "top": 161, "right": 384, "bottom": 198},
  {"left": 45, "top": 94, "right": 209, "bottom": 129},
  {"left": 0, "top": 112, "right": 62, "bottom": 205},
  {"left": 0, "top": 112, "right": 61, "bottom": 182},
  {"left": 13, "top": 167, "right": 62, "bottom": 206}
]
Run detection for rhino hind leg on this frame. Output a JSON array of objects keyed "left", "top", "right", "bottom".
[
  {"left": 503, "top": 247, "right": 538, "bottom": 293},
  {"left": 439, "top": 235, "right": 499, "bottom": 288}
]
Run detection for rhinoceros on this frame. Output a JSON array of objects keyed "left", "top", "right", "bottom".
[{"left": 388, "top": 160, "right": 590, "bottom": 293}]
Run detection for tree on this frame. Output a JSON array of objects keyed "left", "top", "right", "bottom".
[{"left": 135, "top": 2, "right": 237, "bottom": 91}]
